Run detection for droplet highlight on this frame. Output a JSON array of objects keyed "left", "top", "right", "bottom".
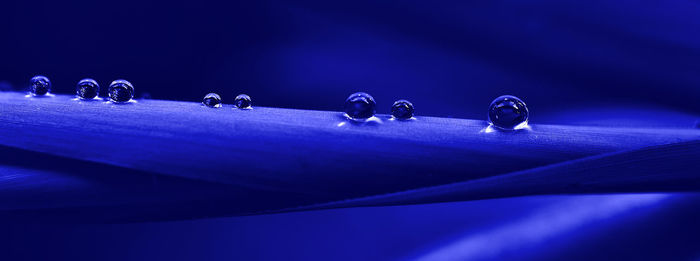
[
  {"left": 344, "top": 92, "right": 376, "bottom": 120},
  {"left": 76, "top": 78, "right": 100, "bottom": 99},
  {"left": 203, "top": 93, "right": 222, "bottom": 108},
  {"left": 391, "top": 99, "right": 414, "bottom": 120},
  {"left": 108, "top": 79, "right": 134, "bottom": 103},
  {"left": 30, "top": 75, "right": 51, "bottom": 96},
  {"left": 488, "top": 95, "right": 529, "bottom": 130},
  {"left": 234, "top": 94, "right": 252, "bottom": 109}
]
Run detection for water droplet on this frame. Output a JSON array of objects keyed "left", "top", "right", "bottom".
[
  {"left": 234, "top": 94, "right": 252, "bottom": 109},
  {"left": 30, "top": 75, "right": 51, "bottom": 96},
  {"left": 391, "top": 99, "right": 414, "bottom": 120},
  {"left": 108, "top": 79, "right": 134, "bottom": 103},
  {"left": 0, "top": 81, "right": 14, "bottom": 91},
  {"left": 488, "top": 95, "right": 529, "bottom": 130},
  {"left": 76, "top": 78, "right": 100, "bottom": 99},
  {"left": 344, "top": 92, "right": 376, "bottom": 120},
  {"left": 203, "top": 93, "right": 222, "bottom": 108}
]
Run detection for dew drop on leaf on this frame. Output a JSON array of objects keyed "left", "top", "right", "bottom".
[
  {"left": 76, "top": 78, "right": 100, "bottom": 99},
  {"left": 488, "top": 95, "right": 529, "bottom": 130},
  {"left": 30, "top": 75, "right": 51, "bottom": 96},
  {"left": 391, "top": 99, "right": 414, "bottom": 120},
  {"left": 108, "top": 79, "right": 134, "bottom": 103},
  {"left": 234, "top": 94, "right": 252, "bottom": 109}
]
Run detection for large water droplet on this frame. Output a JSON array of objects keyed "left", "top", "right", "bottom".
[
  {"left": 30, "top": 75, "right": 51, "bottom": 96},
  {"left": 108, "top": 79, "right": 134, "bottom": 103},
  {"left": 344, "top": 92, "right": 376, "bottom": 120},
  {"left": 203, "top": 93, "right": 222, "bottom": 108},
  {"left": 76, "top": 78, "right": 100, "bottom": 99},
  {"left": 488, "top": 95, "right": 529, "bottom": 130},
  {"left": 391, "top": 99, "right": 414, "bottom": 120},
  {"left": 234, "top": 94, "right": 252, "bottom": 109}
]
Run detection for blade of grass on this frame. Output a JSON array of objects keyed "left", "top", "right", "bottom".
[{"left": 0, "top": 91, "right": 697, "bottom": 221}]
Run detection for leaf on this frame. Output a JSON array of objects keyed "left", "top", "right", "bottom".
[{"left": 0, "top": 92, "right": 697, "bottom": 222}]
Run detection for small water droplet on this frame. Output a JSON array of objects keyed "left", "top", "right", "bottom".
[
  {"left": 234, "top": 94, "right": 252, "bottom": 109},
  {"left": 108, "top": 79, "right": 134, "bottom": 103},
  {"left": 30, "top": 75, "right": 51, "bottom": 96},
  {"left": 391, "top": 99, "right": 414, "bottom": 120},
  {"left": 344, "top": 92, "right": 376, "bottom": 120},
  {"left": 203, "top": 93, "right": 222, "bottom": 108},
  {"left": 488, "top": 95, "right": 529, "bottom": 130},
  {"left": 76, "top": 78, "right": 100, "bottom": 99}
]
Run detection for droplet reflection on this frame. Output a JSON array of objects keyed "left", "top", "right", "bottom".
[{"left": 30, "top": 75, "right": 51, "bottom": 96}]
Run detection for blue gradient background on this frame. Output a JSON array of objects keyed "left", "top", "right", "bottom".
[{"left": 1, "top": 0, "right": 699, "bottom": 260}]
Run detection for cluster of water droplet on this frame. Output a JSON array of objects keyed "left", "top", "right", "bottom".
[
  {"left": 29, "top": 75, "right": 134, "bottom": 103},
  {"left": 200, "top": 93, "right": 252, "bottom": 109},
  {"left": 22, "top": 76, "right": 531, "bottom": 131},
  {"left": 340, "top": 92, "right": 530, "bottom": 130},
  {"left": 343, "top": 92, "right": 416, "bottom": 121}
]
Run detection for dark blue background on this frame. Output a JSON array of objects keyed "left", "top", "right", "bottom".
[
  {"left": 1, "top": 0, "right": 700, "bottom": 260},
  {"left": 1, "top": 0, "right": 699, "bottom": 120}
]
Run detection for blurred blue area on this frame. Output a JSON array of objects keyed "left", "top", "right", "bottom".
[
  {"left": 3, "top": 193, "right": 700, "bottom": 260},
  {"left": 1, "top": 0, "right": 700, "bottom": 260}
]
